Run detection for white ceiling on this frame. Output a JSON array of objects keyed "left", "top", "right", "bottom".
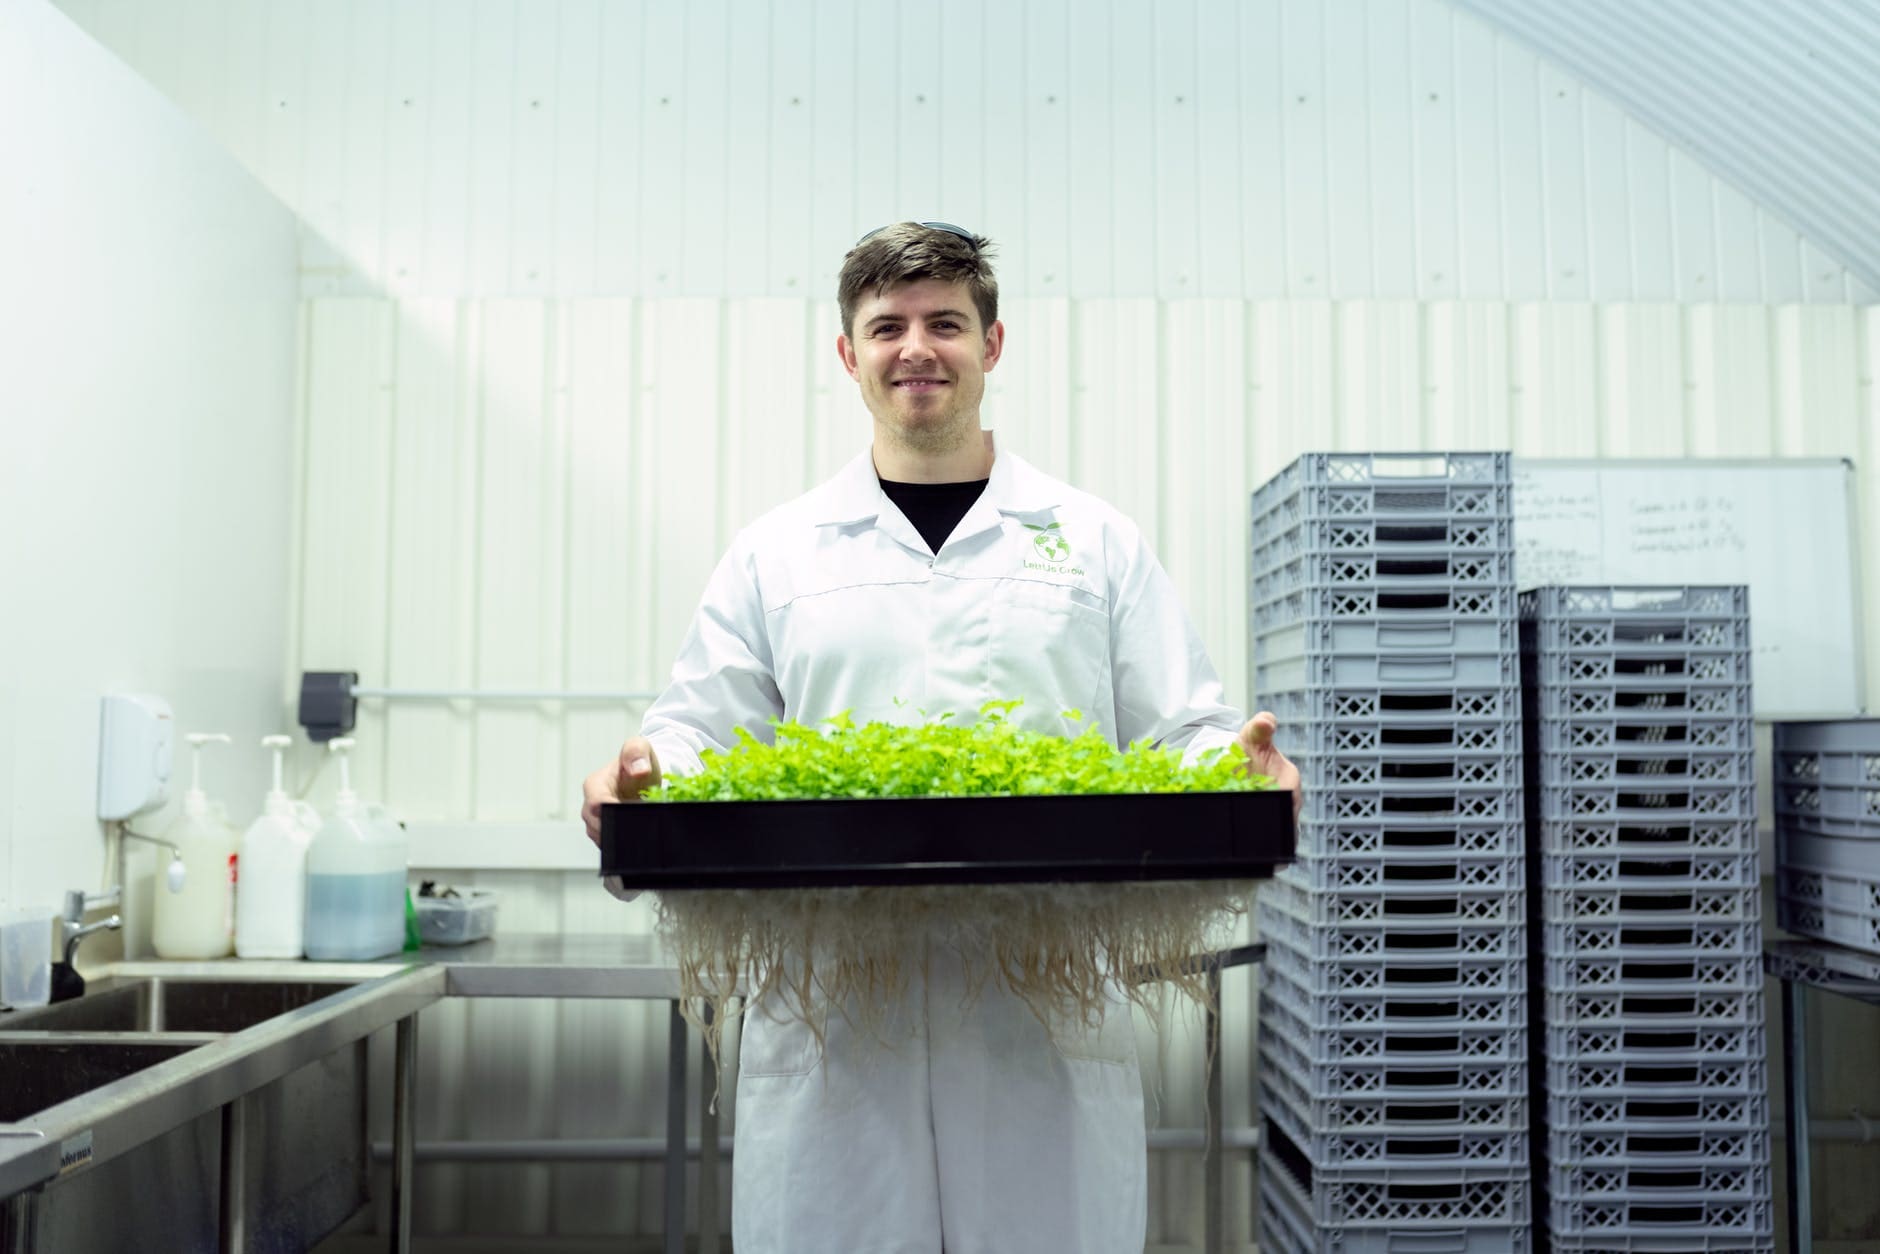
[{"left": 1453, "top": 0, "right": 1880, "bottom": 295}]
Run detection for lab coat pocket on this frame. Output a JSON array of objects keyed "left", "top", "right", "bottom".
[
  {"left": 987, "top": 580, "right": 1109, "bottom": 719},
  {"left": 737, "top": 999, "right": 825, "bottom": 1079}
]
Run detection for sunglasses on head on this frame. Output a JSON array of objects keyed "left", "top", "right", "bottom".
[{"left": 854, "top": 221, "right": 978, "bottom": 246}]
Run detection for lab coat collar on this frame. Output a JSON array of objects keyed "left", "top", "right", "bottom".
[{"left": 811, "top": 432, "right": 1063, "bottom": 530}]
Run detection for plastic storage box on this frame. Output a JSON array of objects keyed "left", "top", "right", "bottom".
[{"left": 415, "top": 890, "right": 498, "bottom": 946}]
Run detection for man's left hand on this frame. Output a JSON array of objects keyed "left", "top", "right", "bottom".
[{"left": 1237, "top": 711, "right": 1303, "bottom": 817}]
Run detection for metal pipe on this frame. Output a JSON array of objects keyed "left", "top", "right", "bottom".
[
  {"left": 1204, "top": 965, "right": 1223, "bottom": 1254},
  {"left": 391, "top": 1014, "right": 418, "bottom": 1254},
  {"left": 2, "top": 1189, "right": 39, "bottom": 1254},
  {"left": 219, "top": 1095, "right": 246, "bottom": 1253},
  {"left": 1783, "top": 978, "right": 1812, "bottom": 1254},
  {"left": 698, "top": 1002, "right": 720, "bottom": 1254},
  {"left": 351, "top": 686, "right": 659, "bottom": 703},
  {"left": 367, "top": 1128, "right": 1262, "bottom": 1163},
  {"left": 664, "top": 1002, "right": 687, "bottom": 1254}
]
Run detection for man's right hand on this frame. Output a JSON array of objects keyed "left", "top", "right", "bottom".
[{"left": 581, "top": 737, "right": 662, "bottom": 846}]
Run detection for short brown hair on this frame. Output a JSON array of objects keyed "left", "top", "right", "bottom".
[{"left": 838, "top": 223, "right": 999, "bottom": 338}]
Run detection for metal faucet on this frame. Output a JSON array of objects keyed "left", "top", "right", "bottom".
[{"left": 61, "top": 888, "right": 122, "bottom": 965}]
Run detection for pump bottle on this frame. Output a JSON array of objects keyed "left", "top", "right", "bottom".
[
  {"left": 235, "top": 735, "right": 320, "bottom": 959},
  {"left": 150, "top": 733, "right": 239, "bottom": 960},
  {"left": 303, "top": 738, "right": 407, "bottom": 961}
]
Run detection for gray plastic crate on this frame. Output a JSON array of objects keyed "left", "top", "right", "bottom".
[
  {"left": 1258, "top": 583, "right": 1518, "bottom": 631},
  {"left": 1260, "top": 650, "right": 1520, "bottom": 695},
  {"left": 1255, "top": 559, "right": 1515, "bottom": 611},
  {"left": 1546, "top": 1126, "right": 1770, "bottom": 1166},
  {"left": 1533, "top": 715, "right": 1754, "bottom": 754},
  {"left": 1263, "top": 975, "right": 1528, "bottom": 1066},
  {"left": 1257, "top": 1148, "right": 1534, "bottom": 1254},
  {"left": 1252, "top": 516, "right": 1518, "bottom": 572},
  {"left": 1775, "top": 892, "right": 1880, "bottom": 956},
  {"left": 1544, "top": 1090, "right": 1769, "bottom": 1131},
  {"left": 1542, "top": 953, "right": 1764, "bottom": 995},
  {"left": 1290, "top": 715, "right": 1523, "bottom": 757},
  {"left": 1772, "top": 826, "right": 1880, "bottom": 878},
  {"left": 1257, "top": 1118, "right": 1530, "bottom": 1227},
  {"left": 1540, "top": 919, "right": 1762, "bottom": 961},
  {"left": 1531, "top": 682, "right": 1752, "bottom": 720},
  {"left": 1281, "top": 849, "right": 1524, "bottom": 896},
  {"left": 1772, "top": 780, "right": 1880, "bottom": 837},
  {"left": 1298, "top": 818, "right": 1526, "bottom": 861},
  {"left": 1527, "top": 613, "right": 1751, "bottom": 653},
  {"left": 1261, "top": 1097, "right": 1529, "bottom": 1174},
  {"left": 1543, "top": 1056, "right": 1764, "bottom": 1095},
  {"left": 1252, "top": 450, "right": 1512, "bottom": 516},
  {"left": 1772, "top": 719, "right": 1880, "bottom": 754},
  {"left": 1533, "top": 819, "right": 1759, "bottom": 856},
  {"left": 1267, "top": 886, "right": 1526, "bottom": 931},
  {"left": 1256, "top": 616, "right": 1517, "bottom": 668},
  {"left": 1264, "top": 909, "right": 1526, "bottom": 966},
  {"left": 1539, "top": 851, "right": 1759, "bottom": 892},
  {"left": 1265, "top": 936, "right": 1527, "bottom": 999},
  {"left": 1544, "top": 1022, "right": 1765, "bottom": 1062},
  {"left": 1540, "top": 882, "right": 1762, "bottom": 926},
  {"left": 1535, "top": 783, "right": 1756, "bottom": 823},
  {"left": 1543, "top": 987, "right": 1765, "bottom": 1028},
  {"left": 1545, "top": 1193, "right": 1773, "bottom": 1246},
  {"left": 1532, "top": 749, "right": 1755, "bottom": 789},
  {"left": 1529, "top": 649, "right": 1751, "bottom": 686},
  {"left": 1266, "top": 685, "right": 1525, "bottom": 728},
  {"left": 1263, "top": 1033, "right": 1527, "bottom": 1107},
  {"left": 1543, "top": 1235, "right": 1771, "bottom": 1254},
  {"left": 1260, "top": 1049, "right": 1529, "bottom": 1137},
  {"left": 1263, "top": 956, "right": 1527, "bottom": 1032},
  {"left": 1519, "top": 586, "right": 1750, "bottom": 621},
  {"left": 1318, "top": 786, "right": 1525, "bottom": 824}
]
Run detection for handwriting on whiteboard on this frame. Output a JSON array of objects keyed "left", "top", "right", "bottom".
[
  {"left": 1511, "top": 473, "right": 1600, "bottom": 586},
  {"left": 1626, "top": 496, "right": 1749, "bottom": 557}
]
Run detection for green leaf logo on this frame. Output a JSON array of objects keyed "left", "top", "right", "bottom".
[{"left": 1025, "top": 521, "right": 1070, "bottom": 563}]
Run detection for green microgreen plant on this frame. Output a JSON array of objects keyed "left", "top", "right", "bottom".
[{"left": 648, "top": 701, "right": 1273, "bottom": 802}]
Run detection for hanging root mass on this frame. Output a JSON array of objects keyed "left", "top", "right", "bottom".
[{"left": 659, "top": 880, "right": 1255, "bottom": 1066}]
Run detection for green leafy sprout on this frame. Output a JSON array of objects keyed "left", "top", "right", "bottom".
[{"left": 647, "top": 700, "right": 1273, "bottom": 802}]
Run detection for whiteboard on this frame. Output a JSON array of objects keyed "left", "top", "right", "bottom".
[{"left": 1512, "top": 459, "right": 1865, "bottom": 720}]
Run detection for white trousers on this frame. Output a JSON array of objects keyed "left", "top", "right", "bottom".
[{"left": 730, "top": 943, "right": 1147, "bottom": 1254}]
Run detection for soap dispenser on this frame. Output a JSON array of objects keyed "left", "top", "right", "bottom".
[
  {"left": 235, "top": 735, "right": 320, "bottom": 959},
  {"left": 303, "top": 738, "right": 406, "bottom": 961},
  {"left": 151, "top": 733, "right": 239, "bottom": 960}
]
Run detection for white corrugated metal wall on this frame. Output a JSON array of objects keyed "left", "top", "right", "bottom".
[{"left": 53, "top": 0, "right": 1880, "bottom": 1246}]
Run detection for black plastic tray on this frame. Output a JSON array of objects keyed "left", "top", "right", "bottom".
[{"left": 599, "top": 789, "right": 1296, "bottom": 889}]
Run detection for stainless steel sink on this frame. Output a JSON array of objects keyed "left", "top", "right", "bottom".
[
  {"left": 0, "top": 978, "right": 355, "bottom": 1034},
  {"left": 0, "top": 1038, "right": 204, "bottom": 1122}
]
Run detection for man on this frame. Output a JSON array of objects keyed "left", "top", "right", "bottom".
[{"left": 582, "top": 222, "right": 1300, "bottom": 1253}]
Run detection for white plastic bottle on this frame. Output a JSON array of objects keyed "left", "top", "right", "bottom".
[
  {"left": 151, "top": 733, "right": 240, "bottom": 960},
  {"left": 235, "top": 735, "right": 320, "bottom": 959},
  {"left": 303, "top": 738, "right": 407, "bottom": 961}
]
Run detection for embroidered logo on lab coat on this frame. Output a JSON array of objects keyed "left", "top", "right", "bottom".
[{"left": 1022, "top": 522, "right": 1084, "bottom": 575}]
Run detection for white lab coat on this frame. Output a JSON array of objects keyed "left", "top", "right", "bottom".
[{"left": 640, "top": 438, "right": 1243, "bottom": 1253}]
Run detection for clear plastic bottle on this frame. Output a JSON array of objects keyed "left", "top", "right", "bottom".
[
  {"left": 235, "top": 735, "right": 320, "bottom": 959},
  {"left": 151, "top": 733, "right": 239, "bottom": 960},
  {"left": 303, "top": 738, "right": 407, "bottom": 961}
]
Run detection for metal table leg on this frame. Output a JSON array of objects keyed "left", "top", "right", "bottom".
[
  {"left": 219, "top": 1093, "right": 247, "bottom": 1252},
  {"left": 2, "top": 1188, "right": 40, "bottom": 1254},
  {"left": 699, "top": 1002, "right": 720, "bottom": 1254},
  {"left": 390, "top": 1015, "right": 418, "bottom": 1254},
  {"left": 1204, "top": 964, "right": 1223, "bottom": 1254},
  {"left": 665, "top": 1000, "right": 688, "bottom": 1254},
  {"left": 1782, "top": 978, "right": 1812, "bottom": 1254}
]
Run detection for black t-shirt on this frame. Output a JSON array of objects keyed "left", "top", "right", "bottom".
[{"left": 879, "top": 477, "right": 990, "bottom": 555}]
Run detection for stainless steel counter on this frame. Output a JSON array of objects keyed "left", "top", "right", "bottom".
[{"left": 0, "top": 934, "right": 716, "bottom": 1254}]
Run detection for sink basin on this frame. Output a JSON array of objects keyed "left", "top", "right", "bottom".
[
  {"left": 0, "top": 1039, "right": 202, "bottom": 1121},
  {"left": 0, "top": 978, "right": 355, "bottom": 1034}
]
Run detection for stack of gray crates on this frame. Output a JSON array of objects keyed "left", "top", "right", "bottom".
[
  {"left": 1251, "top": 452, "right": 1532, "bottom": 1252},
  {"left": 1519, "top": 585, "right": 1775, "bottom": 1252},
  {"left": 1773, "top": 719, "right": 1880, "bottom": 956}
]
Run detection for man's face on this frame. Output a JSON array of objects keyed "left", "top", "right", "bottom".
[{"left": 837, "top": 278, "right": 1004, "bottom": 452}]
